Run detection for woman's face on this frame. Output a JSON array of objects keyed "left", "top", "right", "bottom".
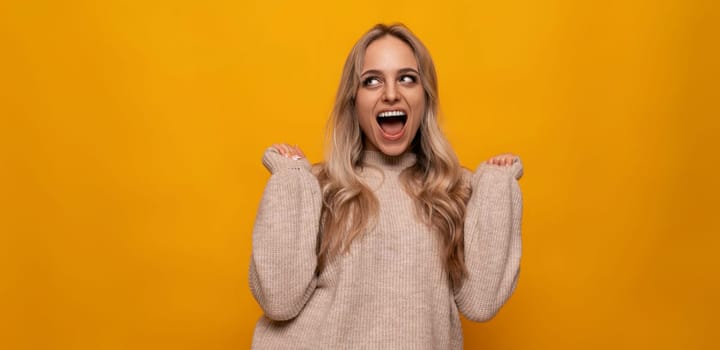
[{"left": 355, "top": 35, "right": 425, "bottom": 156}]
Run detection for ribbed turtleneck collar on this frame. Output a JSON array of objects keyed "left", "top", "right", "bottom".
[{"left": 360, "top": 150, "right": 417, "bottom": 171}]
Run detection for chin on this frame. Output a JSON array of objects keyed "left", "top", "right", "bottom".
[{"left": 376, "top": 142, "right": 411, "bottom": 156}]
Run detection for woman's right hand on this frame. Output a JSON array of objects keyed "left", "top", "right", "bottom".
[{"left": 272, "top": 143, "right": 306, "bottom": 160}]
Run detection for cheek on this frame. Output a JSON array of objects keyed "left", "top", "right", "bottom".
[
  {"left": 409, "top": 93, "right": 426, "bottom": 133},
  {"left": 411, "top": 92, "right": 426, "bottom": 118},
  {"left": 404, "top": 86, "right": 424, "bottom": 106},
  {"left": 354, "top": 99, "right": 372, "bottom": 130},
  {"left": 355, "top": 93, "right": 376, "bottom": 122}
]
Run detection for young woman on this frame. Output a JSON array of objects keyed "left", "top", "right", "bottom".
[{"left": 249, "top": 23, "right": 523, "bottom": 349}]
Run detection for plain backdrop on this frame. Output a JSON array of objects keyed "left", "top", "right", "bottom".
[{"left": 2, "top": 0, "right": 719, "bottom": 349}]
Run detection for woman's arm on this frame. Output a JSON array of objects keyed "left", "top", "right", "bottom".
[
  {"left": 248, "top": 146, "right": 322, "bottom": 321},
  {"left": 454, "top": 154, "right": 524, "bottom": 322}
]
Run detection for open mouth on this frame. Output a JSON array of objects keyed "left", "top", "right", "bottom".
[{"left": 376, "top": 110, "right": 407, "bottom": 136}]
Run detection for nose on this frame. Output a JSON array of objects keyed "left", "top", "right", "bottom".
[{"left": 382, "top": 82, "right": 399, "bottom": 103}]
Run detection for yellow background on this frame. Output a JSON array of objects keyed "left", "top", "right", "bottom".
[{"left": 2, "top": 0, "right": 718, "bottom": 349}]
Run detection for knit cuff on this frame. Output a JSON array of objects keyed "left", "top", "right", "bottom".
[{"left": 262, "top": 147, "right": 312, "bottom": 174}]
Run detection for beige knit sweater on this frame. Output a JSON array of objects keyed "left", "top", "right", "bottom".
[{"left": 249, "top": 148, "right": 523, "bottom": 349}]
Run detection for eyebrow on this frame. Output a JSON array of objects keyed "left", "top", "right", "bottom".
[{"left": 360, "top": 68, "right": 420, "bottom": 76}]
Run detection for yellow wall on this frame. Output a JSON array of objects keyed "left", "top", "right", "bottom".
[{"left": 2, "top": 0, "right": 718, "bottom": 349}]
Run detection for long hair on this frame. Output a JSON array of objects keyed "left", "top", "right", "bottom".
[{"left": 315, "top": 23, "right": 471, "bottom": 288}]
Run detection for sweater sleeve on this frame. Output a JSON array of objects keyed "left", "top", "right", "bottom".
[
  {"left": 248, "top": 147, "right": 322, "bottom": 321},
  {"left": 454, "top": 156, "right": 524, "bottom": 322}
]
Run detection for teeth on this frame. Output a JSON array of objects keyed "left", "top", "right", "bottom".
[{"left": 377, "top": 110, "right": 406, "bottom": 118}]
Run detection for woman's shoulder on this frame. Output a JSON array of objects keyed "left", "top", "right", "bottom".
[
  {"left": 458, "top": 166, "right": 473, "bottom": 185},
  {"left": 310, "top": 162, "right": 325, "bottom": 179}
]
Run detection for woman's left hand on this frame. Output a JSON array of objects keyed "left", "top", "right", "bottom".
[
  {"left": 485, "top": 153, "right": 518, "bottom": 166},
  {"left": 272, "top": 143, "right": 306, "bottom": 160}
]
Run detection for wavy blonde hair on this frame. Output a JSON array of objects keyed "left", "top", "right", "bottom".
[{"left": 315, "top": 23, "right": 471, "bottom": 287}]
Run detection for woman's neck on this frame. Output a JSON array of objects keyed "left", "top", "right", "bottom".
[{"left": 360, "top": 150, "right": 417, "bottom": 171}]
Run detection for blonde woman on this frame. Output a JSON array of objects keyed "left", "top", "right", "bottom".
[{"left": 249, "top": 23, "right": 523, "bottom": 349}]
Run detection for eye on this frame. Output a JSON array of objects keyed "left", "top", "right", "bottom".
[
  {"left": 399, "top": 74, "right": 418, "bottom": 84},
  {"left": 362, "top": 76, "right": 381, "bottom": 87}
]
